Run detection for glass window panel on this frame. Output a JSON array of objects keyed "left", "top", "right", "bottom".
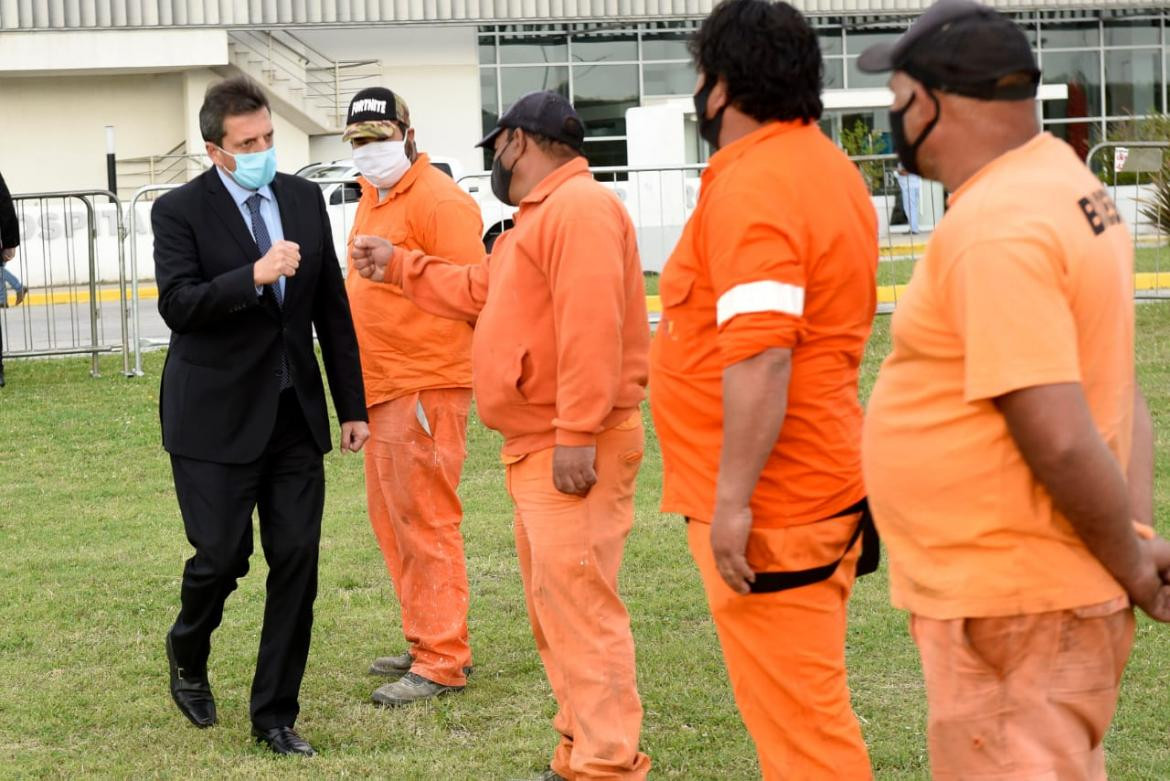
[
  {"left": 845, "top": 29, "right": 905, "bottom": 55},
  {"left": 643, "top": 61, "right": 697, "bottom": 96},
  {"left": 1041, "top": 50, "right": 1103, "bottom": 120},
  {"left": 481, "top": 68, "right": 499, "bottom": 137},
  {"left": 642, "top": 31, "right": 692, "bottom": 61},
  {"left": 573, "top": 64, "right": 638, "bottom": 137},
  {"left": 572, "top": 32, "right": 637, "bottom": 62},
  {"left": 824, "top": 58, "right": 844, "bottom": 90},
  {"left": 499, "top": 34, "right": 568, "bottom": 64},
  {"left": 1016, "top": 21, "right": 1038, "bottom": 48},
  {"left": 1043, "top": 120, "right": 1101, "bottom": 160},
  {"left": 583, "top": 139, "right": 628, "bottom": 168},
  {"left": 1106, "top": 48, "right": 1162, "bottom": 116},
  {"left": 479, "top": 37, "right": 495, "bottom": 64},
  {"left": 818, "top": 28, "right": 843, "bottom": 56},
  {"left": 500, "top": 66, "right": 570, "bottom": 111},
  {"left": 841, "top": 111, "right": 892, "bottom": 155},
  {"left": 1104, "top": 19, "right": 1160, "bottom": 47},
  {"left": 1040, "top": 21, "right": 1101, "bottom": 49},
  {"left": 846, "top": 57, "right": 892, "bottom": 89}
]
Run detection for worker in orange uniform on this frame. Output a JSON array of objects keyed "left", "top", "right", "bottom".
[
  {"left": 340, "top": 87, "right": 485, "bottom": 707},
  {"left": 649, "top": 2, "right": 879, "bottom": 778},
  {"left": 352, "top": 91, "right": 651, "bottom": 781},
  {"left": 859, "top": 1, "right": 1170, "bottom": 777}
]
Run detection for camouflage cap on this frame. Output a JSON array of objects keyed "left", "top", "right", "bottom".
[
  {"left": 342, "top": 120, "right": 402, "bottom": 143},
  {"left": 342, "top": 87, "right": 411, "bottom": 142}
]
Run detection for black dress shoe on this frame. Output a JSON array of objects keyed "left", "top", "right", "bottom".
[
  {"left": 165, "top": 632, "right": 216, "bottom": 728},
  {"left": 252, "top": 725, "right": 316, "bottom": 757}
]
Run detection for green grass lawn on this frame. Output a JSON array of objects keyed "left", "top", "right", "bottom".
[{"left": 3, "top": 305, "right": 1170, "bottom": 779}]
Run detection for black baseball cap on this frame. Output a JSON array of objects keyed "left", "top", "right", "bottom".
[
  {"left": 477, "top": 91, "right": 585, "bottom": 151},
  {"left": 345, "top": 87, "right": 410, "bottom": 127},
  {"left": 857, "top": 0, "right": 1040, "bottom": 101}
]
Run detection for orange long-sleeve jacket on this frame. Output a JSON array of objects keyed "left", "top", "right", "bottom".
[
  {"left": 385, "top": 157, "right": 649, "bottom": 457},
  {"left": 345, "top": 153, "right": 484, "bottom": 407}
]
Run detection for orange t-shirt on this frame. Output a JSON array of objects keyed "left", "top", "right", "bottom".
[
  {"left": 345, "top": 153, "right": 484, "bottom": 407},
  {"left": 862, "top": 133, "right": 1134, "bottom": 619},
  {"left": 650, "top": 121, "right": 878, "bottom": 528},
  {"left": 387, "top": 157, "right": 650, "bottom": 457}
]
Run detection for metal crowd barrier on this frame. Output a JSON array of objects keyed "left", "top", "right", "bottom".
[
  {"left": 126, "top": 184, "right": 179, "bottom": 376},
  {"left": 1085, "top": 141, "right": 1170, "bottom": 301},
  {"left": 2, "top": 190, "right": 131, "bottom": 377},
  {"left": 846, "top": 153, "right": 947, "bottom": 312},
  {"left": 118, "top": 159, "right": 940, "bottom": 371},
  {"left": 461, "top": 157, "right": 943, "bottom": 314},
  {"left": 110, "top": 144, "right": 1170, "bottom": 376},
  {"left": 126, "top": 178, "right": 362, "bottom": 376},
  {"left": 857, "top": 143, "right": 1170, "bottom": 309}
]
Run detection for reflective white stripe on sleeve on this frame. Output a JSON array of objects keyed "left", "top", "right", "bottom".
[{"left": 715, "top": 281, "right": 805, "bottom": 327}]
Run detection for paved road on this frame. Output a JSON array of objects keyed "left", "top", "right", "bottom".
[
  {"left": 2, "top": 281, "right": 662, "bottom": 374},
  {"left": 1, "top": 292, "right": 167, "bottom": 373}
]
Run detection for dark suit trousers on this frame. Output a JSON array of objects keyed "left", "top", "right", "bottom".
[{"left": 168, "top": 389, "right": 324, "bottom": 730}]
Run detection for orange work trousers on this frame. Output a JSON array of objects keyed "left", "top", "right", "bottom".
[
  {"left": 688, "top": 515, "right": 873, "bottom": 781},
  {"left": 365, "top": 388, "right": 473, "bottom": 687},
  {"left": 911, "top": 599, "right": 1134, "bottom": 780},
  {"left": 505, "top": 413, "right": 651, "bottom": 780}
]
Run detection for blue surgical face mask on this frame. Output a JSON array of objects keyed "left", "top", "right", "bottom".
[{"left": 219, "top": 145, "right": 277, "bottom": 190}]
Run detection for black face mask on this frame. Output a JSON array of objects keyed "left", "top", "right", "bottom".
[
  {"left": 490, "top": 136, "right": 519, "bottom": 206},
  {"left": 889, "top": 91, "right": 941, "bottom": 177},
  {"left": 693, "top": 77, "right": 727, "bottom": 150}
]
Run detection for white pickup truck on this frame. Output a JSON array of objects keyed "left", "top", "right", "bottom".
[
  {"left": 297, "top": 156, "right": 518, "bottom": 254},
  {"left": 298, "top": 152, "right": 697, "bottom": 273}
]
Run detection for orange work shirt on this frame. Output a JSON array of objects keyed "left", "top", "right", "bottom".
[
  {"left": 387, "top": 157, "right": 650, "bottom": 457},
  {"left": 345, "top": 153, "right": 484, "bottom": 407},
  {"left": 650, "top": 121, "right": 878, "bottom": 527},
  {"left": 863, "top": 133, "right": 1133, "bottom": 619}
]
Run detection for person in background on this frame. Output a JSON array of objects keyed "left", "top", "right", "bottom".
[
  {"left": 649, "top": 1, "right": 879, "bottom": 777},
  {"left": 860, "top": 1, "right": 1170, "bottom": 777},
  {"left": 0, "top": 169, "right": 25, "bottom": 388},
  {"left": 895, "top": 166, "right": 921, "bottom": 233},
  {"left": 340, "top": 86, "right": 484, "bottom": 707}
]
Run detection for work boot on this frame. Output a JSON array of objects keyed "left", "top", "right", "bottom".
[
  {"left": 369, "top": 652, "right": 413, "bottom": 676},
  {"left": 371, "top": 672, "right": 464, "bottom": 707},
  {"left": 538, "top": 770, "right": 567, "bottom": 781}
]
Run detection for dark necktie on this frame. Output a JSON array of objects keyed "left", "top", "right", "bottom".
[{"left": 245, "top": 194, "right": 290, "bottom": 390}]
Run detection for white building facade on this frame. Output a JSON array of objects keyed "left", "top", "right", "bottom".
[{"left": 0, "top": 1, "right": 1166, "bottom": 194}]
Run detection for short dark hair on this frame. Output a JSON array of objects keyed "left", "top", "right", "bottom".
[
  {"left": 690, "top": 0, "right": 824, "bottom": 124},
  {"left": 508, "top": 127, "right": 582, "bottom": 162},
  {"left": 199, "top": 77, "right": 269, "bottom": 146}
]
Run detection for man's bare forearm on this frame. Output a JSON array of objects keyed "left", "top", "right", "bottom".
[
  {"left": 716, "top": 348, "right": 791, "bottom": 511},
  {"left": 998, "top": 383, "right": 1151, "bottom": 595},
  {"left": 1129, "top": 384, "right": 1155, "bottom": 526}
]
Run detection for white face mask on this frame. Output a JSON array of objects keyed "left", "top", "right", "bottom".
[{"left": 352, "top": 140, "right": 411, "bottom": 189}]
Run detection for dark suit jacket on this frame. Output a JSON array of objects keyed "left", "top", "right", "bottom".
[
  {"left": 0, "top": 171, "right": 19, "bottom": 253},
  {"left": 153, "top": 168, "right": 366, "bottom": 464}
]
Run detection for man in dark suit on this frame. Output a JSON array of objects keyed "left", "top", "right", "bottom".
[{"left": 153, "top": 76, "right": 369, "bottom": 757}]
